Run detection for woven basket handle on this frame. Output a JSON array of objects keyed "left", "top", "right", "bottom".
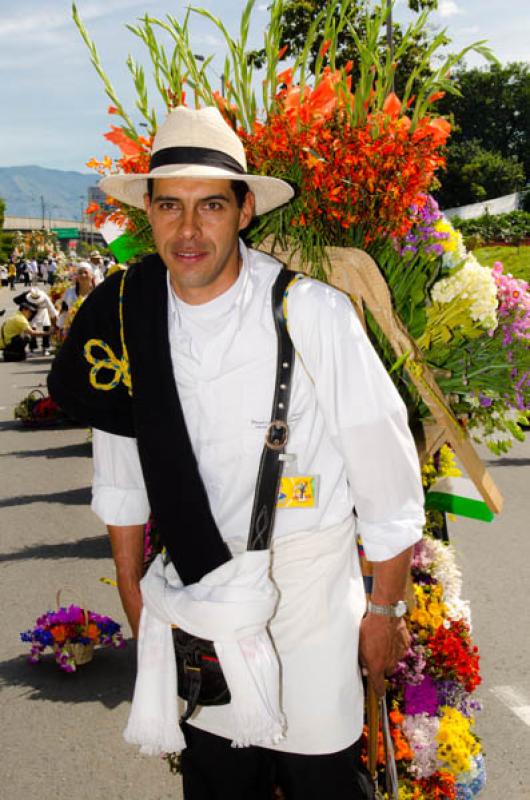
[
  {"left": 28, "top": 388, "right": 46, "bottom": 401},
  {"left": 55, "top": 586, "right": 89, "bottom": 629}
]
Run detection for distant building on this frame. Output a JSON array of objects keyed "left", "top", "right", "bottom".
[{"left": 88, "top": 185, "right": 107, "bottom": 206}]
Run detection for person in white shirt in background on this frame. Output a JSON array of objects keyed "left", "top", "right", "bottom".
[
  {"left": 66, "top": 107, "right": 425, "bottom": 800},
  {"left": 89, "top": 250, "right": 105, "bottom": 284},
  {"left": 27, "top": 258, "right": 39, "bottom": 285},
  {"left": 26, "top": 286, "right": 57, "bottom": 356}
]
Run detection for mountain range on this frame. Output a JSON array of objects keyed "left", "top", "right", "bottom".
[{"left": 0, "top": 165, "right": 98, "bottom": 221}]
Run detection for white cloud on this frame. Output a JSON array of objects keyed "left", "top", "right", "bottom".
[
  {"left": 0, "top": 0, "right": 156, "bottom": 41},
  {"left": 191, "top": 32, "right": 223, "bottom": 47},
  {"left": 438, "top": 0, "right": 464, "bottom": 18}
]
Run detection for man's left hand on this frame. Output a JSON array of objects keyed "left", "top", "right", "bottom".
[{"left": 359, "top": 613, "right": 410, "bottom": 697}]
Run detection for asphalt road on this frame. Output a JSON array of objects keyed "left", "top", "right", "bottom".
[
  {"left": 0, "top": 285, "right": 183, "bottom": 800},
  {"left": 0, "top": 283, "right": 529, "bottom": 799}
]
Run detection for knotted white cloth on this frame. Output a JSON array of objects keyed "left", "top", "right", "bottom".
[{"left": 124, "top": 551, "right": 285, "bottom": 755}]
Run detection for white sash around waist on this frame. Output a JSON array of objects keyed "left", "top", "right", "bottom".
[{"left": 190, "top": 515, "right": 366, "bottom": 754}]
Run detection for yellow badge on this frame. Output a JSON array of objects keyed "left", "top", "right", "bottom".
[{"left": 277, "top": 476, "right": 317, "bottom": 509}]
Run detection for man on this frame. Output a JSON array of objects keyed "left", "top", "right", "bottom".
[
  {"left": 17, "top": 286, "right": 58, "bottom": 356},
  {"left": 19, "top": 260, "right": 30, "bottom": 287},
  {"left": 27, "top": 258, "right": 39, "bottom": 286},
  {"left": 49, "top": 106, "right": 424, "bottom": 799},
  {"left": 89, "top": 250, "right": 105, "bottom": 284},
  {"left": 47, "top": 257, "right": 57, "bottom": 286},
  {"left": 7, "top": 261, "right": 16, "bottom": 290},
  {"left": 1, "top": 298, "right": 45, "bottom": 360}
]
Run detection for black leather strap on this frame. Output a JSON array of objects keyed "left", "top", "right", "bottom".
[{"left": 246, "top": 269, "right": 299, "bottom": 551}]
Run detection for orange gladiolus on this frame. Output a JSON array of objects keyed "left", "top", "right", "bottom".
[
  {"left": 319, "top": 39, "right": 331, "bottom": 58},
  {"left": 427, "top": 91, "right": 446, "bottom": 104},
  {"left": 104, "top": 126, "right": 146, "bottom": 157},
  {"left": 277, "top": 67, "right": 294, "bottom": 87},
  {"left": 107, "top": 105, "right": 119, "bottom": 114},
  {"left": 90, "top": 62, "right": 451, "bottom": 249},
  {"left": 383, "top": 92, "right": 402, "bottom": 118}
]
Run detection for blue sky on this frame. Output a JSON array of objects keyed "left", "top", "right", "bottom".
[{"left": 1, "top": 0, "right": 529, "bottom": 173}]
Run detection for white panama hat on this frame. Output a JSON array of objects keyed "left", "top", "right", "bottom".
[{"left": 100, "top": 106, "right": 294, "bottom": 216}]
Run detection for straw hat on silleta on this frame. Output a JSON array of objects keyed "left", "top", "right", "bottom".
[{"left": 99, "top": 106, "right": 294, "bottom": 216}]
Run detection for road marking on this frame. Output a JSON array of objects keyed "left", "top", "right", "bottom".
[{"left": 491, "top": 686, "right": 530, "bottom": 726}]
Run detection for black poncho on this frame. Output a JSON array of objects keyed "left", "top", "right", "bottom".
[{"left": 48, "top": 255, "right": 231, "bottom": 583}]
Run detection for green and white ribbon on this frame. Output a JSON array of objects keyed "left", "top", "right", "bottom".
[
  {"left": 426, "top": 477, "right": 494, "bottom": 522},
  {"left": 100, "top": 219, "right": 143, "bottom": 263}
]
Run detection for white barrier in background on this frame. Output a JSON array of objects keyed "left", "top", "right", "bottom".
[{"left": 443, "top": 193, "right": 521, "bottom": 220}]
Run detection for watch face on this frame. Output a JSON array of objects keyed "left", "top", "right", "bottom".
[{"left": 394, "top": 600, "right": 408, "bottom": 617}]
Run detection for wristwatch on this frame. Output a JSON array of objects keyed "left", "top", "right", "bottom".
[{"left": 367, "top": 599, "right": 408, "bottom": 618}]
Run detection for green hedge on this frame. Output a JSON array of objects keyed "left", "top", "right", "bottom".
[{"left": 451, "top": 210, "right": 530, "bottom": 246}]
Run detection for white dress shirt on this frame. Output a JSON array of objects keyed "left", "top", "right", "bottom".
[
  {"left": 92, "top": 241, "right": 424, "bottom": 562},
  {"left": 91, "top": 241, "right": 425, "bottom": 753}
]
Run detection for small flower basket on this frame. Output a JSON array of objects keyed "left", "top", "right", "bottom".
[
  {"left": 20, "top": 589, "right": 125, "bottom": 673},
  {"left": 14, "top": 389, "right": 68, "bottom": 428}
]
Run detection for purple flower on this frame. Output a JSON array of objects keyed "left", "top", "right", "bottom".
[
  {"left": 404, "top": 674, "right": 439, "bottom": 715},
  {"left": 436, "top": 680, "right": 482, "bottom": 717},
  {"left": 478, "top": 394, "right": 493, "bottom": 408},
  {"left": 389, "top": 632, "right": 427, "bottom": 687}
]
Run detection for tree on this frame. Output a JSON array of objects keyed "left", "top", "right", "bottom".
[
  {"left": 434, "top": 140, "right": 526, "bottom": 209},
  {"left": 0, "top": 198, "right": 14, "bottom": 263},
  {"left": 248, "top": 0, "right": 442, "bottom": 97},
  {"left": 437, "top": 63, "right": 530, "bottom": 179}
]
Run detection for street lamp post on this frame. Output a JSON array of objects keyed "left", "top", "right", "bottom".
[{"left": 79, "top": 195, "right": 85, "bottom": 253}]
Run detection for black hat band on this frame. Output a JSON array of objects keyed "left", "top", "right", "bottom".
[{"left": 149, "top": 146, "right": 245, "bottom": 174}]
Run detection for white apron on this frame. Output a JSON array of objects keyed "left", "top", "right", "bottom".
[{"left": 188, "top": 515, "right": 366, "bottom": 755}]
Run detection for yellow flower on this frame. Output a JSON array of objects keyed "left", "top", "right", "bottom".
[
  {"left": 411, "top": 609, "right": 431, "bottom": 628},
  {"left": 434, "top": 219, "right": 459, "bottom": 253},
  {"left": 437, "top": 707, "right": 481, "bottom": 774},
  {"left": 438, "top": 444, "right": 462, "bottom": 479}
]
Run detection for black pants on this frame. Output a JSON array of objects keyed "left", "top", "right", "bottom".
[
  {"left": 29, "top": 325, "right": 50, "bottom": 352},
  {"left": 3, "top": 334, "right": 29, "bottom": 361},
  {"left": 181, "top": 723, "right": 367, "bottom": 800}
]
